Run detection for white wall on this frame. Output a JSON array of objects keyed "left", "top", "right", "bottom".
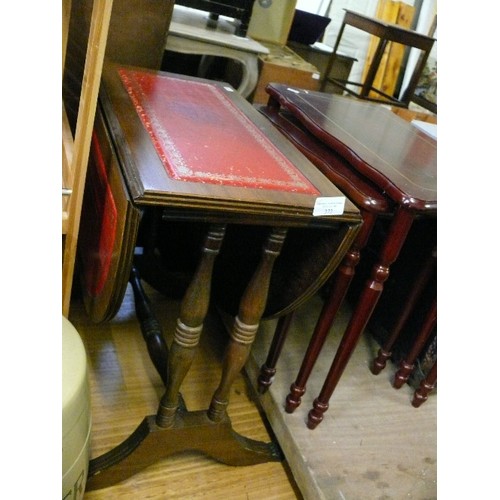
[
  {"left": 296, "top": 0, "right": 379, "bottom": 84},
  {"left": 399, "top": 0, "right": 437, "bottom": 98}
]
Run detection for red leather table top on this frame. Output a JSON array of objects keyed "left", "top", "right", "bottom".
[
  {"left": 100, "top": 63, "right": 360, "bottom": 224},
  {"left": 119, "top": 68, "right": 318, "bottom": 194}
]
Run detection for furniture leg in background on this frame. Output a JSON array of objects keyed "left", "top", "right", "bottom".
[
  {"left": 164, "top": 5, "right": 269, "bottom": 99},
  {"left": 320, "top": 8, "right": 435, "bottom": 107},
  {"left": 393, "top": 297, "right": 437, "bottom": 390},
  {"left": 371, "top": 247, "right": 436, "bottom": 375},
  {"left": 412, "top": 360, "right": 437, "bottom": 408}
]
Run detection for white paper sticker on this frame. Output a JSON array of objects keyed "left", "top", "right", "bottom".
[{"left": 313, "top": 197, "right": 346, "bottom": 216}]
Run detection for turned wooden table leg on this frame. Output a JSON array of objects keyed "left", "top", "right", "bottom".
[
  {"left": 285, "top": 211, "right": 377, "bottom": 413},
  {"left": 157, "top": 224, "right": 226, "bottom": 427},
  {"left": 371, "top": 247, "right": 436, "bottom": 375},
  {"left": 307, "top": 207, "right": 414, "bottom": 429},
  {"left": 129, "top": 266, "right": 170, "bottom": 386},
  {"left": 86, "top": 224, "right": 289, "bottom": 491},
  {"left": 257, "top": 312, "right": 295, "bottom": 394},
  {"left": 393, "top": 297, "right": 437, "bottom": 389},
  {"left": 412, "top": 360, "right": 437, "bottom": 407},
  {"left": 208, "top": 227, "right": 288, "bottom": 422}
]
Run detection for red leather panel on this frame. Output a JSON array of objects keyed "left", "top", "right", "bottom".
[
  {"left": 81, "top": 132, "right": 118, "bottom": 297},
  {"left": 119, "top": 68, "right": 319, "bottom": 194}
]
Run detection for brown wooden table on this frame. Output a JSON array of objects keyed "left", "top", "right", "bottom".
[
  {"left": 262, "top": 83, "right": 436, "bottom": 428},
  {"left": 320, "top": 9, "right": 435, "bottom": 107},
  {"left": 78, "top": 63, "right": 361, "bottom": 489}
]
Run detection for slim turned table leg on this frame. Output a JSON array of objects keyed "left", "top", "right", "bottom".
[
  {"left": 157, "top": 224, "right": 226, "bottom": 427},
  {"left": 393, "top": 298, "right": 437, "bottom": 389},
  {"left": 371, "top": 247, "right": 436, "bottom": 375},
  {"left": 285, "top": 211, "right": 377, "bottom": 413},
  {"left": 307, "top": 207, "right": 414, "bottom": 429},
  {"left": 208, "top": 227, "right": 287, "bottom": 422},
  {"left": 130, "top": 266, "right": 170, "bottom": 387},
  {"left": 257, "top": 312, "right": 295, "bottom": 394},
  {"left": 412, "top": 360, "right": 437, "bottom": 407}
]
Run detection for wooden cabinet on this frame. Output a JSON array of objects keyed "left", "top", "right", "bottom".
[
  {"left": 251, "top": 42, "right": 321, "bottom": 105},
  {"left": 287, "top": 41, "right": 356, "bottom": 95}
]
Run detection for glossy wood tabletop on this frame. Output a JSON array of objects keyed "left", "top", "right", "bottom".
[
  {"left": 100, "top": 63, "right": 360, "bottom": 226},
  {"left": 265, "top": 83, "right": 437, "bottom": 212}
]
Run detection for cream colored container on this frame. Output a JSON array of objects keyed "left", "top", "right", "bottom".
[{"left": 62, "top": 316, "right": 91, "bottom": 499}]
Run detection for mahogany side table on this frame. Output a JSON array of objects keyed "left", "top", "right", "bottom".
[
  {"left": 262, "top": 83, "right": 436, "bottom": 429},
  {"left": 77, "top": 64, "right": 361, "bottom": 488},
  {"left": 255, "top": 105, "right": 393, "bottom": 401}
]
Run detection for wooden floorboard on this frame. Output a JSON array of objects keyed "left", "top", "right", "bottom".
[{"left": 69, "top": 284, "right": 302, "bottom": 499}]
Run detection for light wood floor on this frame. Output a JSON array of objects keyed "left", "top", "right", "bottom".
[
  {"left": 70, "top": 284, "right": 302, "bottom": 500},
  {"left": 69, "top": 282, "right": 436, "bottom": 500}
]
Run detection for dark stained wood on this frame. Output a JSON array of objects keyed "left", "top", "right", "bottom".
[
  {"left": 209, "top": 228, "right": 287, "bottom": 422},
  {"left": 393, "top": 297, "right": 437, "bottom": 389},
  {"left": 412, "top": 361, "right": 437, "bottom": 408},
  {"left": 63, "top": 0, "right": 174, "bottom": 133},
  {"left": 255, "top": 104, "right": 391, "bottom": 402},
  {"left": 307, "top": 206, "right": 415, "bottom": 428},
  {"left": 104, "top": 0, "right": 175, "bottom": 69},
  {"left": 157, "top": 224, "right": 226, "bottom": 427},
  {"left": 265, "top": 84, "right": 437, "bottom": 212},
  {"left": 260, "top": 84, "right": 436, "bottom": 429},
  {"left": 257, "top": 313, "right": 295, "bottom": 394},
  {"left": 285, "top": 211, "right": 378, "bottom": 413},
  {"left": 371, "top": 248, "right": 436, "bottom": 375},
  {"left": 86, "top": 412, "right": 282, "bottom": 491},
  {"left": 129, "top": 266, "right": 170, "bottom": 387}
]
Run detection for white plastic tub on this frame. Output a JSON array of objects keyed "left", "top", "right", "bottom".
[{"left": 62, "top": 316, "right": 91, "bottom": 500}]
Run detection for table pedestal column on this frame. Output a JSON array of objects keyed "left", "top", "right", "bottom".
[{"left": 85, "top": 225, "right": 286, "bottom": 490}]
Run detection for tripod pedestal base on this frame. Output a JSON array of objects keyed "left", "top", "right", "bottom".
[{"left": 87, "top": 408, "right": 282, "bottom": 491}]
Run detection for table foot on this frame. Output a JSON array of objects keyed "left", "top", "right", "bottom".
[
  {"left": 307, "top": 399, "right": 328, "bottom": 430},
  {"left": 285, "top": 383, "right": 306, "bottom": 413},
  {"left": 370, "top": 348, "right": 392, "bottom": 375},
  {"left": 411, "top": 361, "right": 437, "bottom": 408},
  {"left": 86, "top": 408, "right": 283, "bottom": 491},
  {"left": 393, "top": 297, "right": 437, "bottom": 389},
  {"left": 257, "top": 313, "right": 294, "bottom": 394}
]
